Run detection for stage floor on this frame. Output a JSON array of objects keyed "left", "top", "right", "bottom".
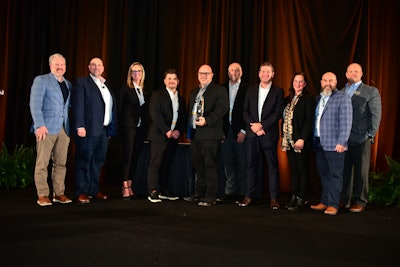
[{"left": 1, "top": 186, "right": 399, "bottom": 267}]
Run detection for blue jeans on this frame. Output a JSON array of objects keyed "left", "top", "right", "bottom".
[
  {"left": 221, "top": 127, "right": 246, "bottom": 196},
  {"left": 315, "top": 144, "right": 345, "bottom": 208},
  {"left": 74, "top": 128, "right": 109, "bottom": 196}
]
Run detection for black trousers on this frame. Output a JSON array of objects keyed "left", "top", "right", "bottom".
[
  {"left": 120, "top": 126, "right": 146, "bottom": 180},
  {"left": 190, "top": 137, "right": 221, "bottom": 201},
  {"left": 147, "top": 138, "right": 179, "bottom": 193}
]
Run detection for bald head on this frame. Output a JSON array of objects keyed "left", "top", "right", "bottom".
[
  {"left": 320, "top": 72, "right": 337, "bottom": 94},
  {"left": 228, "top": 62, "right": 242, "bottom": 84},
  {"left": 346, "top": 63, "right": 363, "bottom": 84},
  {"left": 197, "top": 64, "right": 214, "bottom": 87},
  {"left": 88, "top": 57, "right": 104, "bottom": 78}
]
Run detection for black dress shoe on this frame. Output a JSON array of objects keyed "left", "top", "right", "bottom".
[
  {"left": 216, "top": 194, "right": 234, "bottom": 202},
  {"left": 183, "top": 195, "right": 201, "bottom": 202},
  {"left": 285, "top": 195, "right": 298, "bottom": 209},
  {"left": 288, "top": 197, "right": 308, "bottom": 211}
]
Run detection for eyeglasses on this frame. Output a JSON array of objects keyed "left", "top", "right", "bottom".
[
  {"left": 198, "top": 72, "right": 212, "bottom": 76},
  {"left": 131, "top": 70, "right": 142, "bottom": 74}
]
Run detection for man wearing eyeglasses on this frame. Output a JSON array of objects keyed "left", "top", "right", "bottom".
[{"left": 184, "top": 64, "right": 229, "bottom": 206}]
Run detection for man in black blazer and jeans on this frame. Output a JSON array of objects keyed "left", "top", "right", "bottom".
[
  {"left": 146, "top": 69, "right": 187, "bottom": 203},
  {"left": 219, "top": 62, "right": 248, "bottom": 202},
  {"left": 239, "top": 62, "right": 285, "bottom": 209},
  {"left": 184, "top": 64, "right": 229, "bottom": 206}
]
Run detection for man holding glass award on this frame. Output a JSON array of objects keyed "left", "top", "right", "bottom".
[{"left": 184, "top": 64, "right": 229, "bottom": 206}]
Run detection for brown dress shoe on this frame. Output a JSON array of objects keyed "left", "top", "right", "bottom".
[
  {"left": 349, "top": 204, "right": 364, "bottom": 213},
  {"left": 310, "top": 203, "right": 327, "bottom": 211},
  {"left": 238, "top": 196, "right": 251, "bottom": 207},
  {"left": 270, "top": 199, "right": 280, "bottom": 210},
  {"left": 53, "top": 194, "right": 72, "bottom": 204},
  {"left": 37, "top": 196, "right": 52, "bottom": 206},
  {"left": 324, "top": 206, "right": 338, "bottom": 215},
  {"left": 94, "top": 192, "right": 108, "bottom": 200},
  {"left": 78, "top": 194, "right": 90, "bottom": 204}
]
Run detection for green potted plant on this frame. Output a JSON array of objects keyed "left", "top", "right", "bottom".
[
  {"left": 0, "top": 143, "right": 36, "bottom": 189},
  {"left": 369, "top": 155, "right": 400, "bottom": 207}
]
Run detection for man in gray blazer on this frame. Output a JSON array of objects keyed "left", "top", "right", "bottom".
[
  {"left": 340, "top": 63, "right": 382, "bottom": 213},
  {"left": 30, "top": 53, "right": 72, "bottom": 206},
  {"left": 311, "top": 72, "right": 352, "bottom": 215}
]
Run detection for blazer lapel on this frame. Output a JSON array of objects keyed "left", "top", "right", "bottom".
[
  {"left": 352, "top": 83, "right": 365, "bottom": 98},
  {"left": 321, "top": 90, "right": 337, "bottom": 116},
  {"left": 88, "top": 76, "right": 104, "bottom": 103},
  {"left": 48, "top": 74, "right": 64, "bottom": 103}
]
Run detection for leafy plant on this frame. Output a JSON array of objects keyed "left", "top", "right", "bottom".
[
  {"left": 0, "top": 143, "right": 36, "bottom": 189},
  {"left": 369, "top": 155, "right": 400, "bottom": 207}
]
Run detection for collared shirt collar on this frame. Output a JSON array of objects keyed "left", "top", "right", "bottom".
[
  {"left": 229, "top": 79, "right": 241, "bottom": 86},
  {"left": 90, "top": 73, "right": 106, "bottom": 84},
  {"left": 346, "top": 80, "right": 362, "bottom": 89}
]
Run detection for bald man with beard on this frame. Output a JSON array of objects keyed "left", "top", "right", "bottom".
[{"left": 311, "top": 72, "right": 352, "bottom": 216}]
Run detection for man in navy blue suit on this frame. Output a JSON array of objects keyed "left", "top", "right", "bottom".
[{"left": 71, "top": 58, "right": 117, "bottom": 204}]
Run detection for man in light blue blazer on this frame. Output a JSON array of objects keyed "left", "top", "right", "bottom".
[
  {"left": 340, "top": 63, "right": 382, "bottom": 213},
  {"left": 30, "top": 53, "right": 72, "bottom": 206},
  {"left": 311, "top": 72, "right": 352, "bottom": 215}
]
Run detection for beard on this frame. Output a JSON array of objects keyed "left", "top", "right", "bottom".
[{"left": 347, "top": 78, "right": 355, "bottom": 84}]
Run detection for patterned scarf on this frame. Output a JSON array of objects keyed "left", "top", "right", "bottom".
[{"left": 282, "top": 94, "right": 302, "bottom": 152}]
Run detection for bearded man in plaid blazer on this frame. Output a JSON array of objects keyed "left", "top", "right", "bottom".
[{"left": 311, "top": 72, "right": 352, "bottom": 216}]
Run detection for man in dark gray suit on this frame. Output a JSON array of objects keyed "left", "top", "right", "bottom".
[
  {"left": 340, "top": 63, "right": 382, "bottom": 213},
  {"left": 184, "top": 64, "right": 229, "bottom": 206}
]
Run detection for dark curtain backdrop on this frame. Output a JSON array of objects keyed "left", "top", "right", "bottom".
[{"left": 1, "top": 0, "right": 399, "bottom": 191}]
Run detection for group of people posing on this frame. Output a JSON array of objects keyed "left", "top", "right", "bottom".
[{"left": 30, "top": 53, "right": 381, "bottom": 216}]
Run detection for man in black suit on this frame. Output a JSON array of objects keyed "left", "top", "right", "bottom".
[
  {"left": 239, "top": 62, "right": 285, "bottom": 209},
  {"left": 71, "top": 57, "right": 117, "bottom": 204},
  {"left": 146, "top": 69, "right": 187, "bottom": 203},
  {"left": 218, "top": 62, "right": 248, "bottom": 202},
  {"left": 184, "top": 64, "right": 229, "bottom": 206}
]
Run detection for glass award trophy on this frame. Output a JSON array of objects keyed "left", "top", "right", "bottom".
[{"left": 195, "top": 96, "right": 204, "bottom": 121}]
